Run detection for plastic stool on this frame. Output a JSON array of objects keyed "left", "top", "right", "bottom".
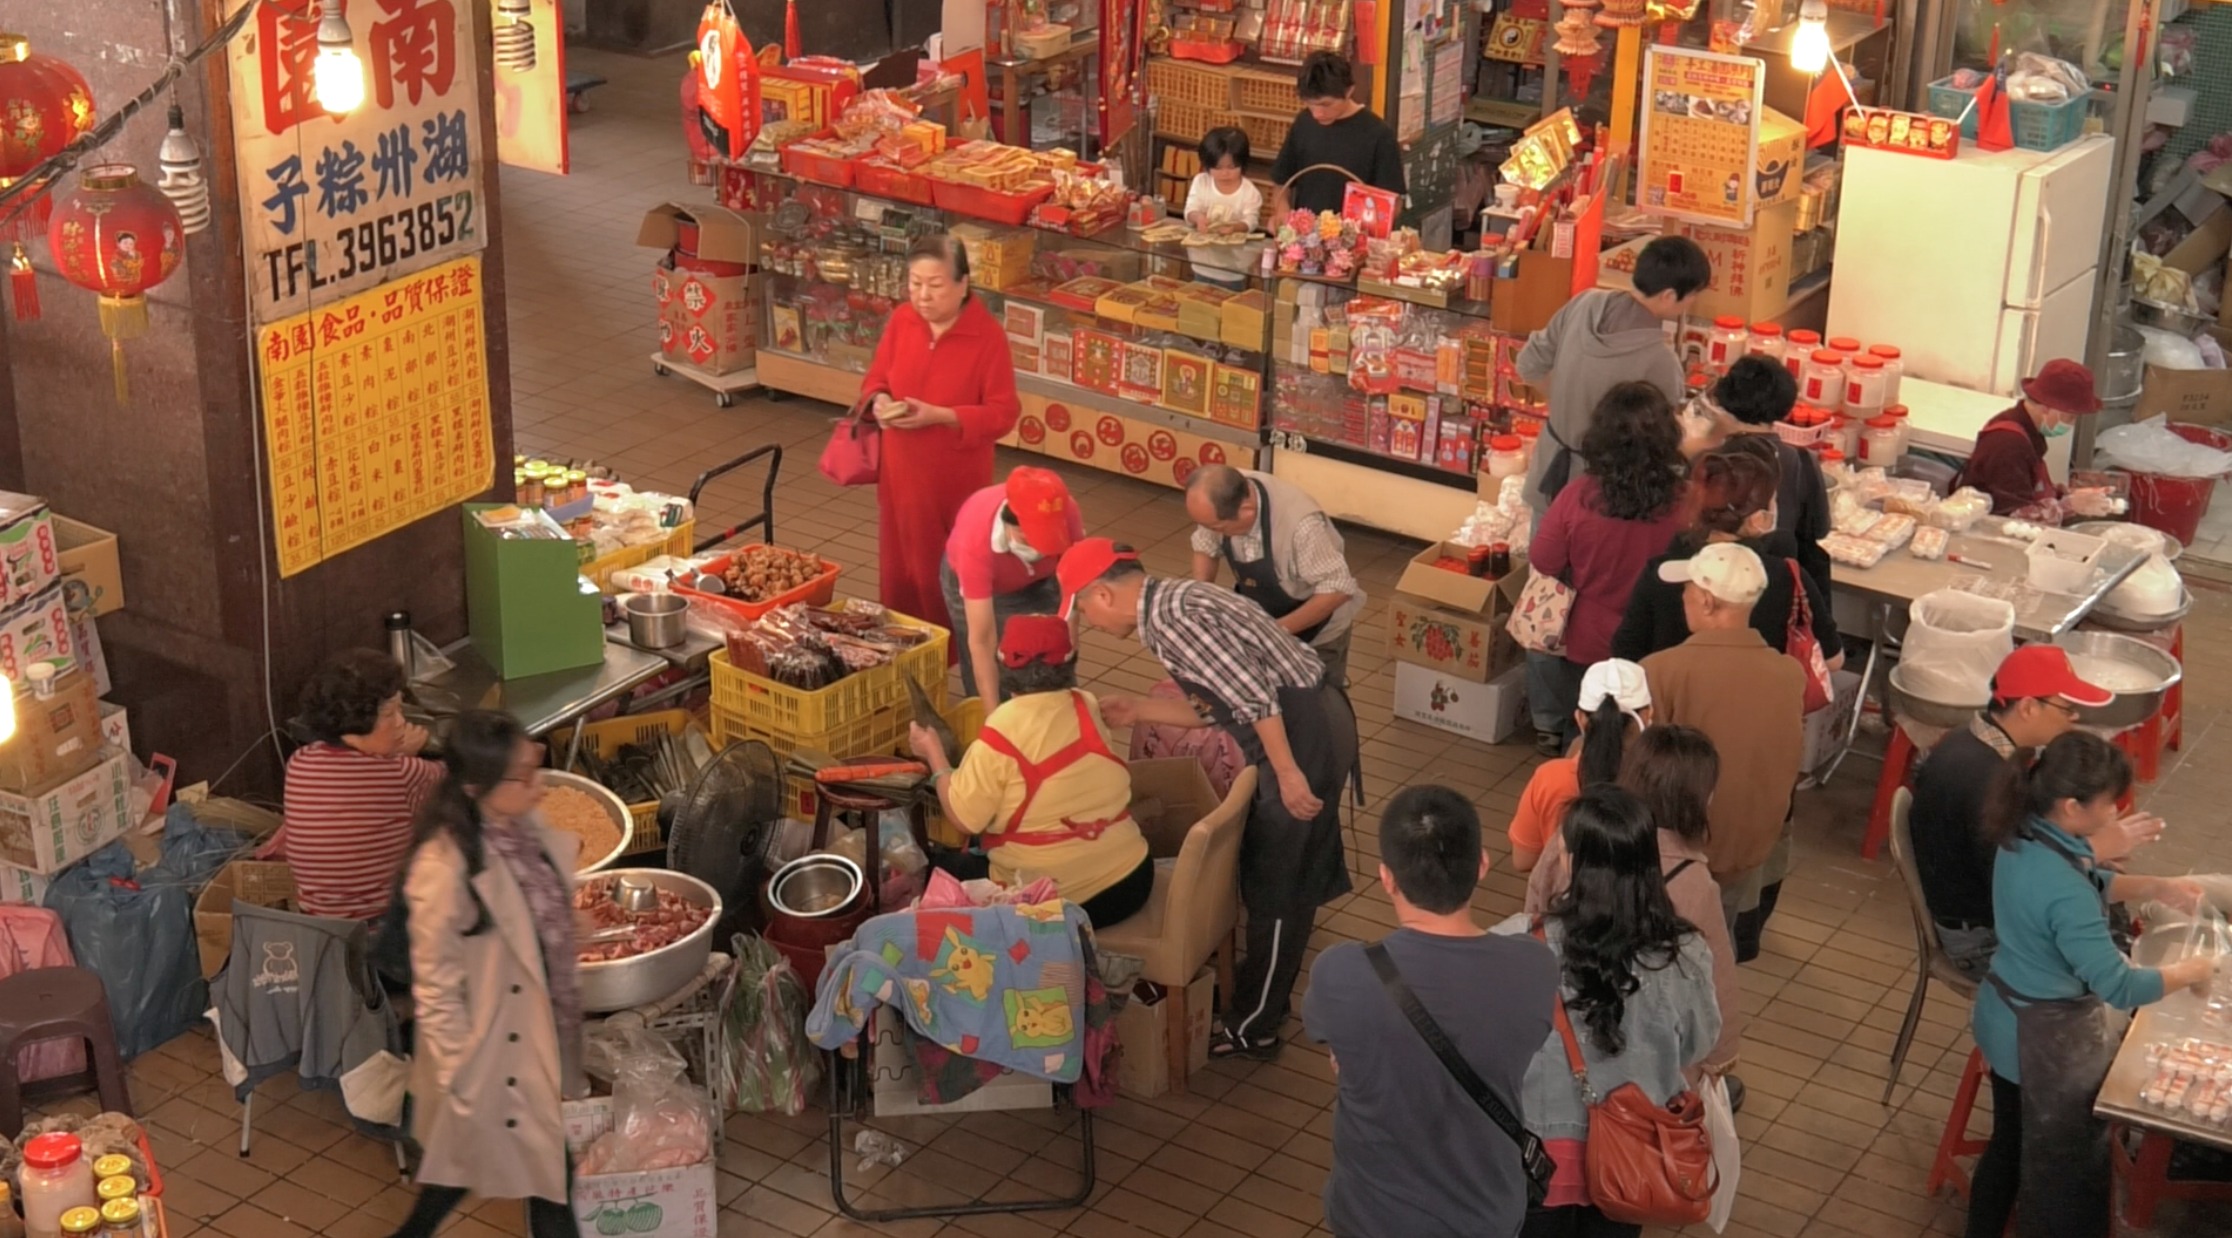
[
  {"left": 2109, "top": 1122, "right": 2232, "bottom": 1230},
  {"left": 1927, "top": 1047, "right": 1992, "bottom": 1200},
  {"left": 2114, "top": 712, "right": 2167, "bottom": 786},
  {"left": 0, "top": 967, "right": 132, "bottom": 1134},
  {"left": 810, "top": 787, "right": 928, "bottom": 913},
  {"left": 1864, "top": 725, "right": 1921, "bottom": 859}
]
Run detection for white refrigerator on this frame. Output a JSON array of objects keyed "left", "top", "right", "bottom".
[{"left": 1826, "top": 135, "right": 2114, "bottom": 398}]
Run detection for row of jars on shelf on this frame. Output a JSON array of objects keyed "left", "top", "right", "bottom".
[{"left": 1700, "top": 318, "right": 1907, "bottom": 420}]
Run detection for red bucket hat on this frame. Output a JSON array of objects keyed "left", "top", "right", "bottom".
[{"left": 2021, "top": 359, "right": 2101, "bottom": 416}]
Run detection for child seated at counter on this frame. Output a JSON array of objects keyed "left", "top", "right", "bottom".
[{"left": 1187, "top": 127, "right": 1263, "bottom": 290}]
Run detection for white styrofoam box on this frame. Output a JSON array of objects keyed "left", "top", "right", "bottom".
[
  {"left": 1392, "top": 660, "right": 1525, "bottom": 744},
  {"left": 2148, "top": 85, "right": 2196, "bottom": 128},
  {"left": 867, "top": 1006, "right": 1051, "bottom": 1117},
  {"left": 562, "top": 1097, "right": 717, "bottom": 1238}
]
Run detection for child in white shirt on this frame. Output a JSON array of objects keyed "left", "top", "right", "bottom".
[{"left": 1186, "top": 127, "right": 1263, "bottom": 289}]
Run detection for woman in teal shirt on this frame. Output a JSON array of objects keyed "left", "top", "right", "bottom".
[{"left": 1966, "top": 732, "right": 2210, "bottom": 1238}]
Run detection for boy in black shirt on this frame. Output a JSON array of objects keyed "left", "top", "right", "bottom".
[{"left": 1269, "top": 51, "right": 1406, "bottom": 215}]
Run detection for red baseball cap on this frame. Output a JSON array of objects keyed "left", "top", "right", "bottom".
[
  {"left": 1056, "top": 537, "right": 1137, "bottom": 618},
  {"left": 1005, "top": 467, "right": 1077, "bottom": 558},
  {"left": 2020, "top": 359, "right": 2101, "bottom": 416},
  {"left": 999, "top": 615, "right": 1074, "bottom": 668},
  {"left": 1992, "top": 645, "right": 2113, "bottom": 708}
]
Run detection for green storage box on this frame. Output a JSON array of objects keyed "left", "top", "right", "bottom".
[{"left": 463, "top": 504, "right": 605, "bottom": 679}]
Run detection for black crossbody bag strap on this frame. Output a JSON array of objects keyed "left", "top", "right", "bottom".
[{"left": 1365, "top": 943, "right": 1554, "bottom": 1206}]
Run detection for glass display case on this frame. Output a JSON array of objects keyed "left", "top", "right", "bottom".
[{"left": 744, "top": 168, "right": 1272, "bottom": 489}]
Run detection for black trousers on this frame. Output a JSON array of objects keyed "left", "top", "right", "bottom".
[
  {"left": 1224, "top": 905, "right": 1313, "bottom": 1043},
  {"left": 390, "top": 1185, "right": 574, "bottom": 1238},
  {"left": 1519, "top": 1204, "right": 1641, "bottom": 1238},
  {"left": 927, "top": 848, "right": 1155, "bottom": 929},
  {"left": 1968, "top": 1071, "right": 2021, "bottom": 1238}
]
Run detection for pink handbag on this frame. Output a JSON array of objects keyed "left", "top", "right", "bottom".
[{"left": 817, "top": 398, "right": 881, "bottom": 486}]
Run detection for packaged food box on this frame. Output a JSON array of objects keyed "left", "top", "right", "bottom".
[{"left": 0, "top": 492, "right": 60, "bottom": 614}]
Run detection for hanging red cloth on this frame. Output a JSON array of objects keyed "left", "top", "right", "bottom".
[{"left": 1973, "top": 69, "right": 2016, "bottom": 151}]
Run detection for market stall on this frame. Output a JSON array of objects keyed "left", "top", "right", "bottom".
[{"left": 2094, "top": 914, "right": 2232, "bottom": 1230}]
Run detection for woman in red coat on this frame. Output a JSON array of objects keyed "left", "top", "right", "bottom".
[{"left": 859, "top": 234, "right": 1022, "bottom": 634}]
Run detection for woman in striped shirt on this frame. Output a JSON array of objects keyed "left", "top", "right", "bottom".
[{"left": 262, "top": 649, "right": 440, "bottom": 921}]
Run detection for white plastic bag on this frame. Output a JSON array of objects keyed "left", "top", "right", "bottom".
[
  {"left": 2098, "top": 415, "right": 2232, "bottom": 479},
  {"left": 1901, "top": 591, "right": 2016, "bottom": 706},
  {"left": 1702, "top": 1074, "right": 1740, "bottom": 1232}
]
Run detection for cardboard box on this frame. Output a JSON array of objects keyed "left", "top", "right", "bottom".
[
  {"left": 52, "top": 516, "right": 122, "bottom": 617},
  {"left": 0, "top": 584, "right": 75, "bottom": 684},
  {"left": 98, "top": 701, "right": 128, "bottom": 758},
  {"left": 1386, "top": 545, "right": 1528, "bottom": 684},
  {"left": 0, "top": 859, "right": 46, "bottom": 904},
  {"left": 1393, "top": 661, "right": 1526, "bottom": 744},
  {"left": 0, "top": 669, "right": 103, "bottom": 793},
  {"left": 2162, "top": 203, "right": 2231, "bottom": 277},
  {"left": 2134, "top": 363, "right": 2232, "bottom": 426},
  {"left": 1125, "top": 757, "right": 1223, "bottom": 858},
  {"left": 0, "top": 492, "right": 59, "bottom": 615},
  {"left": 1754, "top": 108, "right": 1806, "bottom": 206},
  {"left": 0, "top": 747, "right": 133, "bottom": 874},
  {"left": 641, "top": 203, "right": 761, "bottom": 377},
  {"left": 866, "top": 1006, "right": 1052, "bottom": 1116},
  {"left": 563, "top": 1098, "right": 717, "bottom": 1238},
  {"left": 1672, "top": 198, "right": 1799, "bottom": 323},
  {"left": 637, "top": 201, "right": 760, "bottom": 266},
  {"left": 66, "top": 605, "right": 106, "bottom": 696},
  {"left": 1114, "top": 968, "right": 1215, "bottom": 1098},
  {"left": 194, "top": 860, "right": 298, "bottom": 977}
]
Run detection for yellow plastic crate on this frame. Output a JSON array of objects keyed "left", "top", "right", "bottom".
[
  {"left": 579, "top": 520, "right": 696, "bottom": 591},
  {"left": 565, "top": 708, "right": 701, "bottom": 852},
  {"left": 708, "top": 610, "right": 951, "bottom": 740},
  {"left": 924, "top": 695, "right": 986, "bottom": 848},
  {"left": 709, "top": 698, "right": 913, "bottom": 765}
]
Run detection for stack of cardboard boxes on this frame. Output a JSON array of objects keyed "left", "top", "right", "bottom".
[
  {"left": 0, "top": 492, "right": 131, "bottom": 904},
  {"left": 642, "top": 203, "right": 762, "bottom": 379},
  {"left": 1386, "top": 541, "right": 1530, "bottom": 745}
]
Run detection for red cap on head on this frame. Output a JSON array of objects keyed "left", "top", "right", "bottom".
[
  {"left": 2020, "top": 359, "right": 2101, "bottom": 416},
  {"left": 999, "top": 614, "right": 1074, "bottom": 668},
  {"left": 1992, "top": 645, "right": 2113, "bottom": 709},
  {"left": 1004, "top": 467, "right": 1077, "bottom": 558},
  {"left": 1056, "top": 537, "right": 1137, "bottom": 618}
]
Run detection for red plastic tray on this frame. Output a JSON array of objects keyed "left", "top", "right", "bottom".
[
  {"left": 671, "top": 546, "right": 843, "bottom": 622},
  {"left": 930, "top": 178, "right": 1056, "bottom": 226},
  {"left": 853, "top": 157, "right": 937, "bottom": 206},
  {"left": 781, "top": 132, "right": 857, "bottom": 189}
]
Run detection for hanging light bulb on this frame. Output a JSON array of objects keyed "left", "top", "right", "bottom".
[
  {"left": 1789, "top": 0, "right": 1831, "bottom": 73},
  {"left": 494, "top": 0, "right": 536, "bottom": 72},
  {"left": 157, "top": 102, "right": 212, "bottom": 235},
  {"left": 314, "top": 5, "right": 366, "bottom": 114},
  {"left": 0, "top": 675, "right": 15, "bottom": 746}
]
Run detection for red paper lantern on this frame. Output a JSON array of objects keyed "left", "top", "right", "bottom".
[
  {"left": 45, "top": 164, "right": 183, "bottom": 403},
  {"left": 0, "top": 32, "right": 97, "bottom": 320}
]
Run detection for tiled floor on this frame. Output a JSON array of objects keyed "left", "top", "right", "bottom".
[{"left": 48, "top": 47, "right": 2232, "bottom": 1238}]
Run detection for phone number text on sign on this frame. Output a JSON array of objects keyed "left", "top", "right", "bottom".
[{"left": 226, "top": 0, "right": 487, "bottom": 323}]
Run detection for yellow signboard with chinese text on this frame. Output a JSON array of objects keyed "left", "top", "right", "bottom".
[
  {"left": 1638, "top": 47, "right": 1764, "bottom": 227},
  {"left": 258, "top": 257, "right": 495, "bottom": 577}
]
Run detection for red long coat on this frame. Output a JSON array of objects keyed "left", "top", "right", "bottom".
[{"left": 858, "top": 296, "right": 1021, "bottom": 635}]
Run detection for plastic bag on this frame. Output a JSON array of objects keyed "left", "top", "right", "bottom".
[
  {"left": 579, "top": 1027, "right": 714, "bottom": 1174},
  {"left": 158, "top": 801, "right": 260, "bottom": 890},
  {"left": 43, "top": 843, "right": 209, "bottom": 1058},
  {"left": 720, "top": 934, "right": 821, "bottom": 1116},
  {"left": 1901, "top": 591, "right": 2016, "bottom": 707},
  {"left": 2135, "top": 324, "right": 2206, "bottom": 370},
  {"left": 2098, "top": 416, "right": 2232, "bottom": 480},
  {"left": 1702, "top": 1074, "right": 1740, "bottom": 1232}
]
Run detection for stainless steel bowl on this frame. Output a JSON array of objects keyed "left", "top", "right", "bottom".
[
  {"left": 2067, "top": 521, "right": 2182, "bottom": 563},
  {"left": 2134, "top": 296, "right": 2210, "bottom": 338},
  {"left": 1887, "top": 664, "right": 1984, "bottom": 730},
  {"left": 622, "top": 592, "right": 690, "bottom": 649},
  {"left": 542, "top": 770, "right": 633, "bottom": 872},
  {"left": 2100, "top": 325, "right": 2146, "bottom": 402},
  {"left": 2053, "top": 631, "right": 2182, "bottom": 731},
  {"left": 576, "top": 868, "right": 723, "bottom": 1012},
  {"left": 2087, "top": 587, "right": 2192, "bottom": 632},
  {"left": 768, "top": 853, "right": 864, "bottom": 919}
]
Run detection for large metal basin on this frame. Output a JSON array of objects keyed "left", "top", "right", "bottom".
[
  {"left": 576, "top": 869, "right": 723, "bottom": 1012},
  {"left": 1887, "top": 663, "right": 1984, "bottom": 730},
  {"left": 2053, "top": 631, "right": 2182, "bottom": 732},
  {"left": 543, "top": 770, "right": 634, "bottom": 873}
]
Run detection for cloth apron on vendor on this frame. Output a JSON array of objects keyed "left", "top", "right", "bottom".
[
  {"left": 940, "top": 467, "right": 1087, "bottom": 706},
  {"left": 1057, "top": 538, "right": 1360, "bottom": 1062},
  {"left": 1955, "top": 358, "right": 2110, "bottom": 525},
  {"left": 1185, "top": 465, "right": 1365, "bottom": 689}
]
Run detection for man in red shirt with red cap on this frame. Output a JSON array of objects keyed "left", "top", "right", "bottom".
[
  {"left": 941, "top": 467, "right": 1087, "bottom": 706},
  {"left": 1955, "top": 359, "right": 2117, "bottom": 524}
]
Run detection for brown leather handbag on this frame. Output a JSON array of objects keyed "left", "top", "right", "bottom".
[{"left": 1551, "top": 988, "right": 1717, "bottom": 1225}]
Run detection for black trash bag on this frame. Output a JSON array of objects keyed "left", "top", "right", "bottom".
[{"left": 44, "top": 842, "right": 209, "bottom": 1058}]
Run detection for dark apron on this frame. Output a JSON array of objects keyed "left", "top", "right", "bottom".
[
  {"left": 1962, "top": 417, "right": 2055, "bottom": 510},
  {"left": 1165, "top": 668, "right": 1359, "bottom": 917},
  {"left": 1985, "top": 828, "right": 2128, "bottom": 1238},
  {"left": 1223, "top": 480, "right": 1327, "bottom": 644}
]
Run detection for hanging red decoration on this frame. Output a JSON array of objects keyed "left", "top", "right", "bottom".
[
  {"left": 784, "top": 0, "right": 801, "bottom": 59},
  {"left": 0, "top": 32, "right": 98, "bottom": 321},
  {"left": 45, "top": 164, "right": 183, "bottom": 404}
]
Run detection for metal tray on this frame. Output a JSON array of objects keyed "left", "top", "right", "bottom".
[
  {"left": 543, "top": 770, "right": 634, "bottom": 873},
  {"left": 576, "top": 869, "right": 725, "bottom": 1012}
]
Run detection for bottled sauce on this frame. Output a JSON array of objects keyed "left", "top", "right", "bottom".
[
  {"left": 1685, "top": 368, "right": 1711, "bottom": 398},
  {"left": 1817, "top": 446, "right": 1850, "bottom": 486},
  {"left": 0, "top": 1183, "right": 24, "bottom": 1238},
  {"left": 1826, "top": 335, "right": 1862, "bottom": 357},
  {"left": 1881, "top": 403, "right": 1912, "bottom": 458},
  {"left": 21, "top": 1134, "right": 97, "bottom": 1238},
  {"left": 1869, "top": 344, "right": 1904, "bottom": 405},
  {"left": 1783, "top": 329, "right": 1822, "bottom": 380},
  {"left": 1860, "top": 415, "right": 1901, "bottom": 467},
  {"left": 1830, "top": 413, "right": 1860, "bottom": 458},
  {"left": 1843, "top": 355, "right": 1889, "bottom": 415},
  {"left": 90, "top": 1180, "right": 131, "bottom": 1208},
  {"left": 1511, "top": 417, "right": 1542, "bottom": 463},
  {"left": 1490, "top": 542, "right": 1513, "bottom": 578},
  {"left": 94, "top": 1198, "right": 139, "bottom": 1237},
  {"left": 1747, "top": 321, "right": 1785, "bottom": 364},
  {"left": 54, "top": 1211, "right": 98, "bottom": 1238},
  {"left": 1706, "top": 316, "right": 1748, "bottom": 372},
  {"left": 1467, "top": 543, "right": 1494, "bottom": 577},
  {"left": 87, "top": 1160, "right": 130, "bottom": 1187},
  {"left": 1486, "top": 434, "right": 1528, "bottom": 482},
  {"left": 1800, "top": 349, "right": 1845, "bottom": 409}
]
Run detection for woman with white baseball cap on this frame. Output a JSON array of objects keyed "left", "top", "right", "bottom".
[{"left": 1506, "top": 659, "right": 1652, "bottom": 873}]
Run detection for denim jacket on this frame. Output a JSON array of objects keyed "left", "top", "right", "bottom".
[{"left": 1518, "top": 924, "right": 1722, "bottom": 1142}]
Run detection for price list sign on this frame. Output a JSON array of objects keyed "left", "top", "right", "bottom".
[
  {"left": 1638, "top": 47, "right": 1764, "bottom": 227},
  {"left": 259, "top": 257, "right": 495, "bottom": 576}
]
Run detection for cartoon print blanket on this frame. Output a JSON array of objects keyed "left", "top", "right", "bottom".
[{"left": 804, "top": 900, "right": 1094, "bottom": 1082}]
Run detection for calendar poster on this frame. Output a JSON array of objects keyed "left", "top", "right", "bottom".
[
  {"left": 258, "top": 256, "right": 496, "bottom": 577},
  {"left": 1638, "top": 47, "right": 1763, "bottom": 227}
]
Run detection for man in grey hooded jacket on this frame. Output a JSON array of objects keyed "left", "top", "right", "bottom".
[{"left": 1516, "top": 236, "right": 1711, "bottom": 512}]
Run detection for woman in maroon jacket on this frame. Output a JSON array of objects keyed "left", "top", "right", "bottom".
[
  {"left": 1526, "top": 383, "right": 1689, "bottom": 755},
  {"left": 857, "top": 233, "right": 1022, "bottom": 633},
  {"left": 1955, "top": 358, "right": 2113, "bottom": 524}
]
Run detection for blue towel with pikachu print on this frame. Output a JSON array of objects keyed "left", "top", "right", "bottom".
[{"left": 804, "top": 900, "right": 1094, "bottom": 1081}]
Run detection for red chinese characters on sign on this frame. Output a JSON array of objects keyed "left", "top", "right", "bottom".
[
  {"left": 369, "top": 0, "right": 458, "bottom": 109},
  {"left": 256, "top": 0, "right": 322, "bottom": 138}
]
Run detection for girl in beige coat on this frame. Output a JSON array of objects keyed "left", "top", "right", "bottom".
[{"left": 391, "top": 711, "right": 584, "bottom": 1238}]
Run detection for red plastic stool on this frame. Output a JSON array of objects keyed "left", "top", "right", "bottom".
[
  {"left": 2109, "top": 1123, "right": 2232, "bottom": 1231},
  {"left": 2163, "top": 623, "right": 2185, "bottom": 752},
  {"left": 2113, "top": 713, "right": 2167, "bottom": 786},
  {"left": 1863, "top": 725, "right": 1921, "bottom": 859},
  {"left": 1927, "top": 1047, "right": 1992, "bottom": 1200}
]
